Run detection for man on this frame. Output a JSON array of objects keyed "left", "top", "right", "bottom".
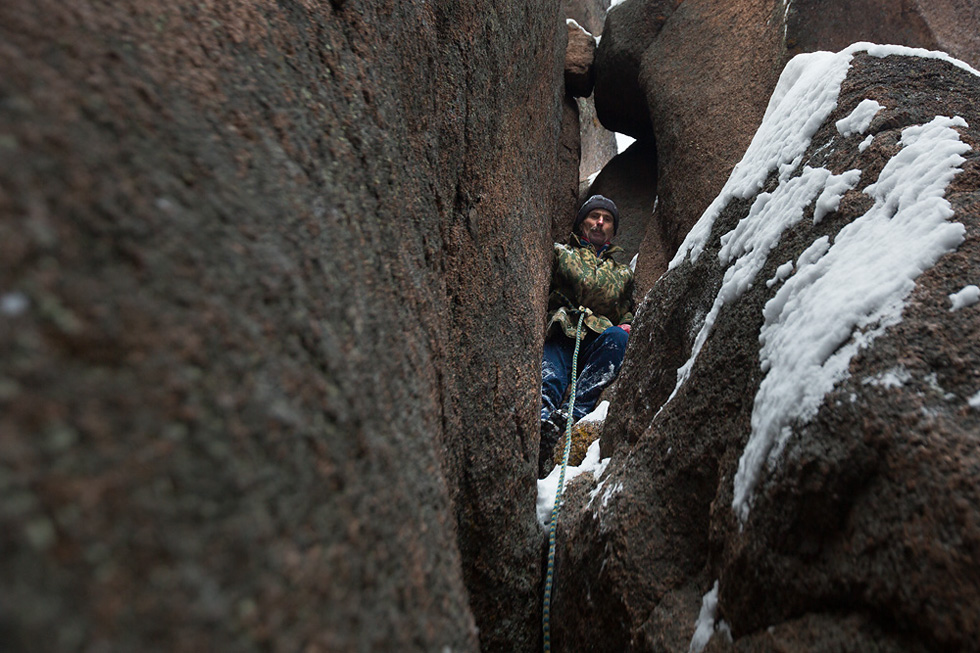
[{"left": 539, "top": 195, "right": 635, "bottom": 478}]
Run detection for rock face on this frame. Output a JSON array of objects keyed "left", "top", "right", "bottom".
[
  {"left": 593, "top": 0, "right": 679, "bottom": 143},
  {"left": 576, "top": 96, "right": 619, "bottom": 185},
  {"left": 551, "top": 49, "right": 980, "bottom": 651},
  {"left": 786, "top": 0, "right": 980, "bottom": 69},
  {"left": 564, "top": 0, "right": 611, "bottom": 36},
  {"left": 566, "top": 20, "right": 597, "bottom": 98},
  {"left": 633, "top": 0, "right": 786, "bottom": 293},
  {"left": 0, "top": 0, "right": 569, "bottom": 651},
  {"left": 594, "top": 0, "right": 980, "bottom": 294}
]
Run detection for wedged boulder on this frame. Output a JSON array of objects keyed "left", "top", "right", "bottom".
[
  {"left": 0, "top": 0, "right": 566, "bottom": 651},
  {"left": 592, "top": 0, "right": 678, "bottom": 142},
  {"left": 566, "top": 19, "right": 597, "bottom": 98},
  {"left": 551, "top": 47, "right": 980, "bottom": 651}
]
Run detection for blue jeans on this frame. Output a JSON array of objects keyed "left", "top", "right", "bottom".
[{"left": 540, "top": 326, "right": 629, "bottom": 424}]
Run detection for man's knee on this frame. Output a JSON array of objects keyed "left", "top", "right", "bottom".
[{"left": 600, "top": 325, "right": 629, "bottom": 352}]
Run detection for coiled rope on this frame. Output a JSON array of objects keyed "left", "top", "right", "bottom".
[{"left": 542, "top": 309, "right": 586, "bottom": 652}]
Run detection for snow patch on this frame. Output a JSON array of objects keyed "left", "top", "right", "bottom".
[
  {"left": 1, "top": 292, "right": 29, "bottom": 317},
  {"left": 836, "top": 98, "right": 884, "bottom": 136},
  {"left": 859, "top": 42, "right": 980, "bottom": 77},
  {"left": 689, "top": 581, "right": 732, "bottom": 653},
  {"left": 588, "top": 479, "right": 623, "bottom": 511},
  {"left": 733, "top": 114, "right": 970, "bottom": 523},
  {"left": 862, "top": 366, "right": 912, "bottom": 388},
  {"left": 671, "top": 42, "right": 978, "bottom": 271},
  {"left": 665, "top": 166, "right": 858, "bottom": 410},
  {"left": 949, "top": 285, "right": 980, "bottom": 311},
  {"left": 813, "top": 169, "right": 861, "bottom": 223},
  {"left": 767, "top": 261, "right": 795, "bottom": 289},
  {"left": 579, "top": 399, "right": 610, "bottom": 423},
  {"left": 537, "top": 438, "right": 610, "bottom": 527},
  {"left": 859, "top": 134, "right": 875, "bottom": 152},
  {"left": 630, "top": 253, "right": 638, "bottom": 272},
  {"left": 969, "top": 391, "right": 980, "bottom": 409}
]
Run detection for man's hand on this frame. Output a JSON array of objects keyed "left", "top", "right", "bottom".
[{"left": 618, "top": 324, "right": 631, "bottom": 335}]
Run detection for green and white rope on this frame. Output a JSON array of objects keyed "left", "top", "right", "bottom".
[{"left": 542, "top": 309, "right": 586, "bottom": 652}]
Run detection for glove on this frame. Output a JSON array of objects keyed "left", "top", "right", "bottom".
[{"left": 618, "top": 324, "right": 631, "bottom": 335}]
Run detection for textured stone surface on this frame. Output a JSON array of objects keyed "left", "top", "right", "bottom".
[
  {"left": 566, "top": 20, "right": 597, "bottom": 98},
  {"left": 595, "top": 0, "right": 980, "bottom": 295},
  {"left": 786, "top": 0, "right": 980, "bottom": 69},
  {"left": 633, "top": 0, "right": 785, "bottom": 293},
  {"left": 592, "top": 0, "right": 679, "bottom": 142},
  {"left": 564, "top": 0, "right": 611, "bottom": 36},
  {"left": 552, "top": 52, "right": 980, "bottom": 651},
  {"left": 576, "top": 96, "right": 619, "bottom": 185},
  {"left": 0, "top": 0, "right": 567, "bottom": 650},
  {"left": 557, "top": 97, "right": 585, "bottom": 239}
]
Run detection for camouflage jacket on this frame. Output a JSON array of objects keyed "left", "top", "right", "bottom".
[{"left": 546, "top": 234, "right": 636, "bottom": 339}]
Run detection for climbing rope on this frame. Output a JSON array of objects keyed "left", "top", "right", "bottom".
[{"left": 542, "top": 309, "right": 586, "bottom": 652}]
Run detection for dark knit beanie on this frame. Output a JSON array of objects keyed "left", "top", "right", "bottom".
[{"left": 573, "top": 195, "right": 620, "bottom": 235}]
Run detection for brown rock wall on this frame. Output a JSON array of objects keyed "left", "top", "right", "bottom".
[
  {"left": 594, "top": 0, "right": 980, "bottom": 295},
  {"left": 633, "top": 0, "right": 785, "bottom": 292},
  {"left": 552, "top": 52, "right": 980, "bottom": 651},
  {"left": 786, "top": 0, "right": 980, "bottom": 69},
  {"left": 0, "top": 0, "right": 567, "bottom": 650}
]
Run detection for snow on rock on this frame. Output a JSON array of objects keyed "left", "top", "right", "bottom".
[
  {"left": 835, "top": 98, "right": 884, "bottom": 136},
  {"left": 588, "top": 479, "right": 621, "bottom": 511},
  {"left": 969, "top": 391, "right": 980, "bottom": 409},
  {"left": 669, "top": 49, "right": 853, "bottom": 269},
  {"left": 688, "top": 581, "right": 732, "bottom": 653},
  {"left": 579, "top": 399, "right": 610, "bottom": 423},
  {"left": 646, "top": 42, "right": 974, "bottom": 523},
  {"left": 732, "top": 113, "right": 970, "bottom": 523},
  {"left": 670, "top": 42, "right": 978, "bottom": 272},
  {"left": 949, "top": 284, "right": 980, "bottom": 311},
  {"left": 862, "top": 366, "right": 912, "bottom": 388},
  {"left": 1, "top": 292, "right": 29, "bottom": 317},
  {"left": 566, "top": 17, "right": 589, "bottom": 34},
  {"left": 537, "top": 435, "right": 610, "bottom": 527},
  {"left": 813, "top": 169, "right": 862, "bottom": 223},
  {"left": 664, "top": 164, "right": 861, "bottom": 411},
  {"left": 766, "top": 260, "right": 795, "bottom": 289}
]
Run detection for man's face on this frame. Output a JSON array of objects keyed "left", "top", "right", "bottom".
[{"left": 580, "top": 209, "right": 615, "bottom": 246}]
